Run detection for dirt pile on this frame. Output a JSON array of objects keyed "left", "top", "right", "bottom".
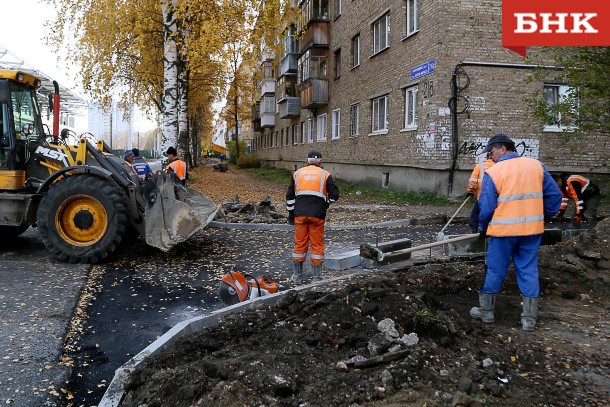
[
  {"left": 539, "top": 218, "right": 610, "bottom": 295},
  {"left": 121, "top": 221, "right": 610, "bottom": 407},
  {"left": 214, "top": 194, "right": 288, "bottom": 224}
]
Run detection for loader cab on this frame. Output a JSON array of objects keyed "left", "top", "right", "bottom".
[{"left": 0, "top": 70, "right": 45, "bottom": 172}]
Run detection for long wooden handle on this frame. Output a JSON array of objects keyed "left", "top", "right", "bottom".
[{"left": 438, "top": 196, "right": 471, "bottom": 234}]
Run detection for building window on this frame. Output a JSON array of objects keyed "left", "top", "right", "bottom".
[
  {"left": 307, "top": 118, "right": 314, "bottom": 143},
  {"left": 301, "top": 121, "right": 306, "bottom": 144},
  {"left": 404, "top": 85, "right": 418, "bottom": 129},
  {"left": 352, "top": 35, "right": 360, "bottom": 68},
  {"left": 372, "top": 95, "right": 389, "bottom": 132},
  {"left": 406, "top": 0, "right": 419, "bottom": 37},
  {"left": 332, "top": 109, "right": 341, "bottom": 140},
  {"left": 292, "top": 124, "right": 298, "bottom": 145},
  {"left": 350, "top": 103, "right": 360, "bottom": 137},
  {"left": 334, "top": 49, "right": 341, "bottom": 78},
  {"left": 372, "top": 13, "right": 390, "bottom": 55},
  {"left": 543, "top": 84, "right": 576, "bottom": 131},
  {"left": 335, "top": 0, "right": 341, "bottom": 17},
  {"left": 317, "top": 114, "right": 327, "bottom": 141}
]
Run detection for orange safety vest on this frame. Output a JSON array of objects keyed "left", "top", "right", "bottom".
[
  {"left": 294, "top": 165, "right": 330, "bottom": 200},
  {"left": 485, "top": 157, "right": 545, "bottom": 237},
  {"left": 562, "top": 175, "right": 590, "bottom": 214},
  {"left": 166, "top": 160, "right": 187, "bottom": 180},
  {"left": 467, "top": 158, "right": 495, "bottom": 200}
]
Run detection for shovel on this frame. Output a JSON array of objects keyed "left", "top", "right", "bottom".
[{"left": 436, "top": 195, "right": 471, "bottom": 241}]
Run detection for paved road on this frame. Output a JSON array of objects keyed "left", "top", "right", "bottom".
[{"left": 0, "top": 228, "right": 89, "bottom": 406}]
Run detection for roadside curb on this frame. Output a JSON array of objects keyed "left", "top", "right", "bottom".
[
  {"left": 98, "top": 273, "right": 366, "bottom": 407},
  {"left": 209, "top": 215, "right": 465, "bottom": 231}
]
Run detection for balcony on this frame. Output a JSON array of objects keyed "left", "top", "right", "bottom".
[
  {"left": 251, "top": 102, "right": 262, "bottom": 132},
  {"left": 299, "top": 78, "right": 328, "bottom": 108},
  {"left": 258, "top": 78, "right": 275, "bottom": 96},
  {"left": 261, "top": 112, "right": 275, "bottom": 128},
  {"left": 280, "top": 53, "right": 298, "bottom": 77},
  {"left": 278, "top": 97, "right": 301, "bottom": 118},
  {"left": 299, "top": 21, "right": 329, "bottom": 53}
]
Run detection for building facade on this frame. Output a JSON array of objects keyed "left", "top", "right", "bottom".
[{"left": 251, "top": 0, "right": 609, "bottom": 197}]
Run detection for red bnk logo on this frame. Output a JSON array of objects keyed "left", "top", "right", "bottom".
[{"left": 502, "top": 0, "right": 610, "bottom": 56}]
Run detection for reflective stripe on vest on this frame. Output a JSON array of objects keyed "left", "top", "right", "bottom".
[
  {"left": 294, "top": 166, "right": 329, "bottom": 200},
  {"left": 486, "top": 157, "right": 545, "bottom": 236},
  {"left": 567, "top": 175, "right": 590, "bottom": 193}
]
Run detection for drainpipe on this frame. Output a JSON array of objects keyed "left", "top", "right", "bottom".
[{"left": 447, "top": 61, "right": 563, "bottom": 197}]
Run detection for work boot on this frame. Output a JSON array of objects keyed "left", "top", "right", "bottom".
[
  {"left": 521, "top": 296, "right": 539, "bottom": 332},
  {"left": 291, "top": 262, "right": 304, "bottom": 285},
  {"left": 311, "top": 265, "right": 324, "bottom": 283},
  {"left": 470, "top": 293, "right": 496, "bottom": 323}
]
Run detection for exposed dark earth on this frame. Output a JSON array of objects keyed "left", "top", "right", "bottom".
[{"left": 120, "top": 219, "right": 610, "bottom": 407}]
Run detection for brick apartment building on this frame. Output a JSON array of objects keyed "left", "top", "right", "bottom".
[{"left": 250, "top": 0, "right": 609, "bottom": 197}]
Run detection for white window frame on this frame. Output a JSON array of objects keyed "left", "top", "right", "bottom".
[
  {"left": 335, "top": 0, "right": 341, "bottom": 17},
  {"left": 406, "top": 0, "right": 420, "bottom": 37},
  {"left": 350, "top": 103, "right": 360, "bottom": 137},
  {"left": 352, "top": 35, "right": 360, "bottom": 68},
  {"left": 372, "top": 13, "right": 390, "bottom": 55},
  {"left": 307, "top": 118, "right": 314, "bottom": 143},
  {"left": 301, "top": 121, "right": 306, "bottom": 144},
  {"left": 403, "top": 85, "right": 418, "bottom": 130},
  {"left": 371, "top": 95, "right": 389, "bottom": 133},
  {"left": 543, "top": 84, "right": 576, "bottom": 132},
  {"left": 331, "top": 109, "right": 341, "bottom": 140},
  {"left": 317, "top": 114, "right": 327, "bottom": 141},
  {"left": 292, "top": 124, "right": 298, "bottom": 145}
]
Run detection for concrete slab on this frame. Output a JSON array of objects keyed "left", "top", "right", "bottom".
[{"left": 324, "top": 249, "right": 361, "bottom": 270}]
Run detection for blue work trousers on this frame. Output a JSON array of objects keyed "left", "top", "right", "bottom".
[{"left": 482, "top": 234, "right": 543, "bottom": 298}]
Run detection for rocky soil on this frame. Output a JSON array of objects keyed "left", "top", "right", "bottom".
[{"left": 120, "top": 210, "right": 610, "bottom": 407}]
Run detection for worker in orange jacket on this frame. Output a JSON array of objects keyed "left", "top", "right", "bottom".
[
  {"left": 472, "top": 134, "right": 561, "bottom": 332},
  {"left": 286, "top": 150, "right": 340, "bottom": 284},
  {"left": 466, "top": 153, "right": 495, "bottom": 233},
  {"left": 164, "top": 146, "right": 188, "bottom": 186},
  {"left": 554, "top": 173, "right": 601, "bottom": 227}
]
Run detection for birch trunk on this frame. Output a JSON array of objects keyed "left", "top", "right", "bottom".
[{"left": 162, "top": 0, "right": 179, "bottom": 153}]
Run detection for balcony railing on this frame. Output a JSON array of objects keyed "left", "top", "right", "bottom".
[
  {"left": 261, "top": 112, "right": 275, "bottom": 128},
  {"left": 299, "top": 78, "right": 328, "bottom": 108},
  {"left": 280, "top": 53, "right": 298, "bottom": 76},
  {"left": 299, "top": 21, "right": 329, "bottom": 53},
  {"left": 278, "top": 97, "right": 301, "bottom": 118},
  {"left": 258, "top": 78, "right": 275, "bottom": 96}
]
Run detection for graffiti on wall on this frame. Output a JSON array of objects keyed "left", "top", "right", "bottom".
[{"left": 459, "top": 137, "right": 540, "bottom": 159}]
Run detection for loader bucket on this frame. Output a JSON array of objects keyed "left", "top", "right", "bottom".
[{"left": 144, "top": 172, "right": 220, "bottom": 251}]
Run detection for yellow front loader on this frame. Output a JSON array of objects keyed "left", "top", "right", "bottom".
[{"left": 0, "top": 70, "right": 218, "bottom": 263}]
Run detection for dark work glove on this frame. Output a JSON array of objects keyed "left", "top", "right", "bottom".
[
  {"left": 556, "top": 209, "right": 565, "bottom": 218},
  {"left": 572, "top": 214, "right": 583, "bottom": 225},
  {"left": 288, "top": 211, "right": 294, "bottom": 225},
  {"left": 478, "top": 230, "right": 488, "bottom": 240},
  {"left": 466, "top": 191, "right": 475, "bottom": 197}
]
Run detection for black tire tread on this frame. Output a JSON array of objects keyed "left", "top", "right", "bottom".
[{"left": 37, "top": 174, "right": 129, "bottom": 263}]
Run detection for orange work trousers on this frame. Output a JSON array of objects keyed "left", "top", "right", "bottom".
[{"left": 292, "top": 216, "right": 326, "bottom": 266}]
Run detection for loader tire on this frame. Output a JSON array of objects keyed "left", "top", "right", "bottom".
[{"left": 37, "top": 174, "right": 129, "bottom": 263}]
